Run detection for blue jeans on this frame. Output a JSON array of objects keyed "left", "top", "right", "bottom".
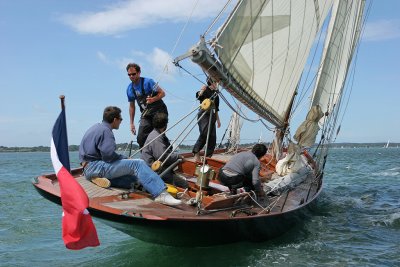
[{"left": 84, "top": 159, "right": 166, "bottom": 197}]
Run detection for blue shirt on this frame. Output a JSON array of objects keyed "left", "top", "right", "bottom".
[
  {"left": 126, "top": 77, "right": 157, "bottom": 102},
  {"left": 79, "top": 122, "right": 125, "bottom": 163}
]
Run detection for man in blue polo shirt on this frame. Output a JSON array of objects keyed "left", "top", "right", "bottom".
[{"left": 126, "top": 63, "right": 168, "bottom": 149}]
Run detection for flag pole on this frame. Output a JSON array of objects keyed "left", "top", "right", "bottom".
[{"left": 60, "top": 95, "right": 65, "bottom": 110}]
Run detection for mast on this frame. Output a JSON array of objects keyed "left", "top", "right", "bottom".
[{"left": 271, "top": 89, "right": 297, "bottom": 161}]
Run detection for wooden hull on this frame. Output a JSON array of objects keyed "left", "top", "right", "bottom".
[
  {"left": 34, "top": 182, "right": 320, "bottom": 246},
  {"left": 96, "top": 209, "right": 309, "bottom": 246},
  {"left": 32, "top": 151, "right": 323, "bottom": 247}
]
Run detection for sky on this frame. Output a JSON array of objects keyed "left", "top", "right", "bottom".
[{"left": 0, "top": 0, "right": 399, "bottom": 147}]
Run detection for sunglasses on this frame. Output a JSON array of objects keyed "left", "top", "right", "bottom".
[{"left": 128, "top": 73, "right": 137, "bottom": 77}]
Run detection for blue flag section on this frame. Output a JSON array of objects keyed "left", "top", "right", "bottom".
[{"left": 52, "top": 109, "right": 71, "bottom": 172}]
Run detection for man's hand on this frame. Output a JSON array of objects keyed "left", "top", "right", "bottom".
[{"left": 146, "top": 96, "right": 158, "bottom": 104}]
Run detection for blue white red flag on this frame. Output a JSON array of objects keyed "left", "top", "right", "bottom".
[{"left": 51, "top": 109, "right": 100, "bottom": 250}]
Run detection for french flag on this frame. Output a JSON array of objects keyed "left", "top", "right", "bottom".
[{"left": 51, "top": 108, "right": 100, "bottom": 250}]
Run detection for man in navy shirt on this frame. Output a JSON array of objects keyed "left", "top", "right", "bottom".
[
  {"left": 79, "top": 106, "right": 181, "bottom": 206},
  {"left": 126, "top": 63, "right": 168, "bottom": 149}
]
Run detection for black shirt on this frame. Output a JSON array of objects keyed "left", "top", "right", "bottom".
[{"left": 196, "top": 86, "right": 220, "bottom": 112}]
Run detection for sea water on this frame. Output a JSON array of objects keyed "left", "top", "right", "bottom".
[{"left": 0, "top": 148, "right": 399, "bottom": 266}]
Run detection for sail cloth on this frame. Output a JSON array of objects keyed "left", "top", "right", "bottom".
[
  {"left": 270, "top": 142, "right": 311, "bottom": 194},
  {"left": 312, "top": 0, "right": 366, "bottom": 118},
  {"left": 265, "top": 164, "right": 311, "bottom": 195},
  {"left": 275, "top": 142, "right": 305, "bottom": 176},
  {"left": 51, "top": 109, "right": 100, "bottom": 250},
  {"left": 214, "top": 0, "right": 334, "bottom": 126},
  {"left": 293, "top": 105, "right": 324, "bottom": 147}
]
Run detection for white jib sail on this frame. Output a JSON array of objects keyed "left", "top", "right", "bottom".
[{"left": 311, "top": 0, "right": 366, "bottom": 117}]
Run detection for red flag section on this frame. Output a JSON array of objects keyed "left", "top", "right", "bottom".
[
  {"left": 51, "top": 108, "right": 100, "bottom": 250},
  {"left": 57, "top": 167, "right": 100, "bottom": 250}
]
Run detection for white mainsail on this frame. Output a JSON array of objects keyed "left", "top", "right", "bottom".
[{"left": 212, "top": 0, "right": 334, "bottom": 127}]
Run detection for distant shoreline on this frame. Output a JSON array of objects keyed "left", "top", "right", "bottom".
[
  {"left": 0, "top": 142, "right": 398, "bottom": 153},
  {"left": 0, "top": 143, "right": 193, "bottom": 153}
]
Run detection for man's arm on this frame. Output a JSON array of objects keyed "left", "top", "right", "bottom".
[
  {"left": 216, "top": 111, "right": 221, "bottom": 128},
  {"left": 146, "top": 86, "right": 165, "bottom": 104},
  {"left": 98, "top": 128, "right": 124, "bottom": 162},
  {"left": 129, "top": 102, "right": 136, "bottom": 135},
  {"left": 251, "top": 160, "right": 264, "bottom": 197}
]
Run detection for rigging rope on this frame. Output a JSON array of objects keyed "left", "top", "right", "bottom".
[
  {"left": 159, "top": 109, "right": 209, "bottom": 169},
  {"left": 218, "top": 91, "right": 276, "bottom": 132},
  {"left": 151, "top": 0, "right": 203, "bottom": 103},
  {"left": 129, "top": 105, "right": 200, "bottom": 158},
  {"left": 203, "top": 0, "right": 235, "bottom": 37}
]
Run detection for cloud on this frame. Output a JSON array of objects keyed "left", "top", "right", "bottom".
[
  {"left": 60, "top": 0, "right": 228, "bottom": 35},
  {"left": 97, "top": 47, "right": 175, "bottom": 79},
  {"left": 146, "top": 47, "right": 176, "bottom": 79},
  {"left": 363, "top": 19, "right": 400, "bottom": 41}
]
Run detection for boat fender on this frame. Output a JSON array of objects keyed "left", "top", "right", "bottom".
[
  {"left": 151, "top": 160, "right": 162, "bottom": 171},
  {"left": 201, "top": 98, "right": 212, "bottom": 111},
  {"left": 166, "top": 183, "right": 178, "bottom": 197}
]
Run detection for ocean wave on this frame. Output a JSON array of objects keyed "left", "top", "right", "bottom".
[
  {"left": 372, "top": 212, "right": 400, "bottom": 228},
  {"left": 370, "top": 171, "right": 400, "bottom": 177},
  {"left": 367, "top": 166, "right": 400, "bottom": 177}
]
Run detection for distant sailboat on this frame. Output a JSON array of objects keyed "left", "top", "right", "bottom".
[{"left": 384, "top": 140, "right": 390, "bottom": 148}]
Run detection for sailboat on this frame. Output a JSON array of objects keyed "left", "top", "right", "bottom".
[
  {"left": 33, "top": 0, "right": 368, "bottom": 246},
  {"left": 384, "top": 140, "right": 390, "bottom": 148}
]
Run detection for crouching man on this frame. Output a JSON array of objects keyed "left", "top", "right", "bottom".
[{"left": 218, "top": 144, "right": 267, "bottom": 199}]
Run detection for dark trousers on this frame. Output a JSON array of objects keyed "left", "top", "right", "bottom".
[
  {"left": 192, "top": 111, "right": 216, "bottom": 157},
  {"left": 218, "top": 169, "right": 254, "bottom": 193},
  {"left": 137, "top": 103, "right": 168, "bottom": 149},
  {"left": 137, "top": 117, "right": 153, "bottom": 149}
]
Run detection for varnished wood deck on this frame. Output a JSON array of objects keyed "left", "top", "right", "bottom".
[
  {"left": 52, "top": 176, "right": 128, "bottom": 198},
  {"left": 69, "top": 171, "right": 319, "bottom": 219}
]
